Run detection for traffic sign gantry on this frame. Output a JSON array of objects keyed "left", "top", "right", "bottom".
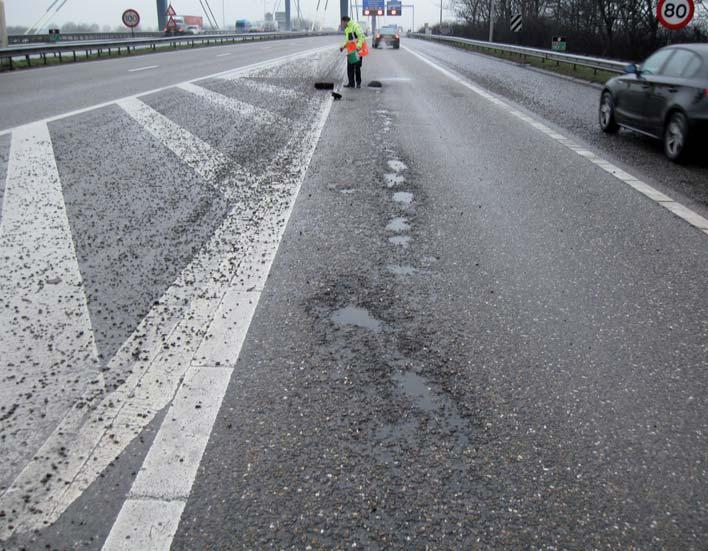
[
  {"left": 122, "top": 9, "right": 141, "bottom": 29},
  {"left": 657, "top": 0, "right": 694, "bottom": 29}
]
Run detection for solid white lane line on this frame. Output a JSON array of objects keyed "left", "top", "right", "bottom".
[
  {"left": 178, "top": 81, "right": 287, "bottom": 126},
  {"left": 403, "top": 45, "right": 708, "bottom": 235},
  {"left": 103, "top": 92, "right": 335, "bottom": 551},
  {"left": 129, "top": 65, "right": 159, "bottom": 72},
  {"left": 128, "top": 366, "right": 233, "bottom": 500},
  {"left": 102, "top": 500, "right": 185, "bottom": 551},
  {"left": 117, "top": 97, "right": 235, "bottom": 184},
  {"left": 0, "top": 44, "right": 334, "bottom": 137}
]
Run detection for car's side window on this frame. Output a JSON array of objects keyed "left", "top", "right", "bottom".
[
  {"left": 681, "top": 53, "right": 703, "bottom": 78},
  {"left": 641, "top": 50, "right": 674, "bottom": 76},
  {"left": 662, "top": 49, "right": 699, "bottom": 78}
]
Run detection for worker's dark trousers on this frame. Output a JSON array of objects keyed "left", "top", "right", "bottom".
[{"left": 347, "top": 60, "right": 362, "bottom": 86}]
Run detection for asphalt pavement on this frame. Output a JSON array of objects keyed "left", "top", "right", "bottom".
[{"left": 0, "top": 35, "right": 706, "bottom": 550}]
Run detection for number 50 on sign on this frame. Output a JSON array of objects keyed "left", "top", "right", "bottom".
[{"left": 657, "top": 0, "right": 694, "bottom": 30}]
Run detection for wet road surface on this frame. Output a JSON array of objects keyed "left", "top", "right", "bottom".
[{"left": 0, "top": 35, "right": 706, "bottom": 550}]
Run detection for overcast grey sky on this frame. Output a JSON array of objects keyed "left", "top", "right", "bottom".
[{"left": 6, "top": 0, "right": 452, "bottom": 31}]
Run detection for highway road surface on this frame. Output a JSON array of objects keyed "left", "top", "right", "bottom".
[{"left": 0, "top": 34, "right": 706, "bottom": 550}]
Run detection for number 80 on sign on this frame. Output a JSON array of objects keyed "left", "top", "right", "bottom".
[{"left": 656, "top": 0, "right": 694, "bottom": 30}]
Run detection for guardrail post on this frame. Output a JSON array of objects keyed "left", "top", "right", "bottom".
[{"left": 73, "top": 50, "right": 76, "bottom": 62}]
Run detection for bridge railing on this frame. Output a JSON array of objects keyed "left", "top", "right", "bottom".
[
  {"left": 409, "top": 33, "right": 629, "bottom": 75},
  {"left": 0, "top": 31, "right": 333, "bottom": 70}
]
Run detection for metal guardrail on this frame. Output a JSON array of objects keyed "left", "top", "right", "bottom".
[
  {"left": 9, "top": 32, "right": 164, "bottom": 45},
  {"left": 409, "top": 33, "right": 629, "bottom": 75},
  {"left": 0, "top": 31, "right": 333, "bottom": 70}
]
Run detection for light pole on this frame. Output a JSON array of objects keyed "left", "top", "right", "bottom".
[
  {"left": 488, "top": 0, "right": 494, "bottom": 41},
  {"left": 439, "top": 0, "right": 442, "bottom": 27},
  {"left": 0, "top": 0, "right": 7, "bottom": 49}
]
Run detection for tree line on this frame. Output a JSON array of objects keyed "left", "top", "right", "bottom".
[{"left": 444, "top": 0, "right": 707, "bottom": 59}]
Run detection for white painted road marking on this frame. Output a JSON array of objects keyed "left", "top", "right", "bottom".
[
  {"left": 103, "top": 88, "right": 335, "bottom": 551},
  {"left": 178, "top": 81, "right": 288, "bottom": 127},
  {"left": 128, "top": 65, "right": 159, "bottom": 72},
  {"left": 0, "top": 46, "right": 341, "bottom": 542},
  {"left": 0, "top": 123, "right": 103, "bottom": 491},
  {"left": 118, "top": 97, "right": 235, "bottom": 184},
  {"left": 216, "top": 52, "right": 232, "bottom": 57},
  {"left": 403, "top": 44, "right": 708, "bottom": 235},
  {"left": 0, "top": 44, "right": 333, "bottom": 138}
]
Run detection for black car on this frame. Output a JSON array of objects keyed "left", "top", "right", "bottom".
[
  {"left": 599, "top": 44, "right": 708, "bottom": 162},
  {"left": 373, "top": 25, "right": 400, "bottom": 49}
]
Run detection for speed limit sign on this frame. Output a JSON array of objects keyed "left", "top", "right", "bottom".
[
  {"left": 657, "top": 0, "right": 694, "bottom": 30},
  {"left": 122, "top": 9, "right": 141, "bottom": 29}
]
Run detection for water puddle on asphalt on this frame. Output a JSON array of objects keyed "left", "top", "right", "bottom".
[
  {"left": 384, "top": 173, "right": 406, "bottom": 188},
  {"left": 393, "top": 371, "right": 436, "bottom": 412},
  {"left": 385, "top": 217, "right": 410, "bottom": 232},
  {"left": 331, "top": 305, "right": 382, "bottom": 332},
  {"left": 387, "top": 160, "right": 407, "bottom": 172},
  {"left": 394, "top": 371, "right": 471, "bottom": 444},
  {"left": 392, "top": 192, "right": 414, "bottom": 206},
  {"left": 389, "top": 235, "right": 411, "bottom": 247},
  {"left": 387, "top": 265, "right": 416, "bottom": 275}
]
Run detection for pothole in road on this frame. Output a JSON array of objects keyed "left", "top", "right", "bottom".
[
  {"left": 387, "top": 160, "right": 407, "bottom": 173},
  {"left": 331, "top": 305, "right": 383, "bottom": 333},
  {"left": 392, "top": 191, "right": 413, "bottom": 206},
  {"left": 385, "top": 217, "right": 410, "bottom": 232},
  {"left": 384, "top": 173, "right": 406, "bottom": 188},
  {"left": 389, "top": 235, "right": 411, "bottom": 248},
  {"left": 386, "top": 265, "right": 416, "bottom": 275}
]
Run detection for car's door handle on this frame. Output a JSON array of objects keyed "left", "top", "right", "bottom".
[{"left": 667, "top": 87, "right": 678, "bottom": 93}]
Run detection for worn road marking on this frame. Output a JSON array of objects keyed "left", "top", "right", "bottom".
[
  {"left": 403, "top": 44, "right": 708, "bottom": 235},
  {"left": 0, "top": 44, "right": 333, "bottom": 137},
  {"left": 117, "top": 97, "right": 235, "bottom": 184},
  {"left": 216, "top": 52, "right": 232, "bottom": 57},
  {"left": 0, "top": 123, "right": 103, "bottom": 493},
  {"left": 103, "top": 89, "right": 335, "bottom": 551},
  {"left": 224, "top": 76, "right": 300, "bottom": 101},
  {"left": 128, "top": 65, "right": 159, "bottom": 72},
  {"left": 0, "top": 49, "right": 341, "bottom": 542},
  {"left": 178, "top": 82, "right": 287, "bottom": 127}
]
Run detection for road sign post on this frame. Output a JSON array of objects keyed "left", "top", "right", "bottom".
[
  {"left": 657, "top": 0, "right": 694, "bottom": 29},
  {"left": 0, "top": 0, "right": 7, "bottom": 49},
  {"left": 122, "top": 9, "right": 141, "bottom": 39}
]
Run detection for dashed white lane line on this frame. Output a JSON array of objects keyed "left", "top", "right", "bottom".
[
  {"left": 178, "top": 81, "right": 287, "bottom": 127},
  {"left": 102, "top": 93, "right": 335, "bottom": 551},
  {"left": 128, "top": 65, "right": 159, "bottom": 72},
  {"left": 403, "top": 45, "right": 708, "bottom": 236},
  {"left": 0, "top": 123, "right": 103, "bottom": 493},
  {"left": 216, "top": 52, "right": 232, "bottom": 57}
]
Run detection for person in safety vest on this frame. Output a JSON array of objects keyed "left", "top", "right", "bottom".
[{"left": 339, "top": 16, "right": 365, "bottom": 88}]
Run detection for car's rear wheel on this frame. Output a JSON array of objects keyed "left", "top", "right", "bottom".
[
  {"left": 664, "top": 111, "right": 689, "bottom": 163},
  {"left": 599, "top": 91, "right": 619, "bottom": 134}
]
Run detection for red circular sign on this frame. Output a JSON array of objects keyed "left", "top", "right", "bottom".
[
  {"left": 657, "top": 0, "right": 694, "bottom": 30},
  {"left": 122, "top": 9, "right": 141, "bottom": 28}
]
